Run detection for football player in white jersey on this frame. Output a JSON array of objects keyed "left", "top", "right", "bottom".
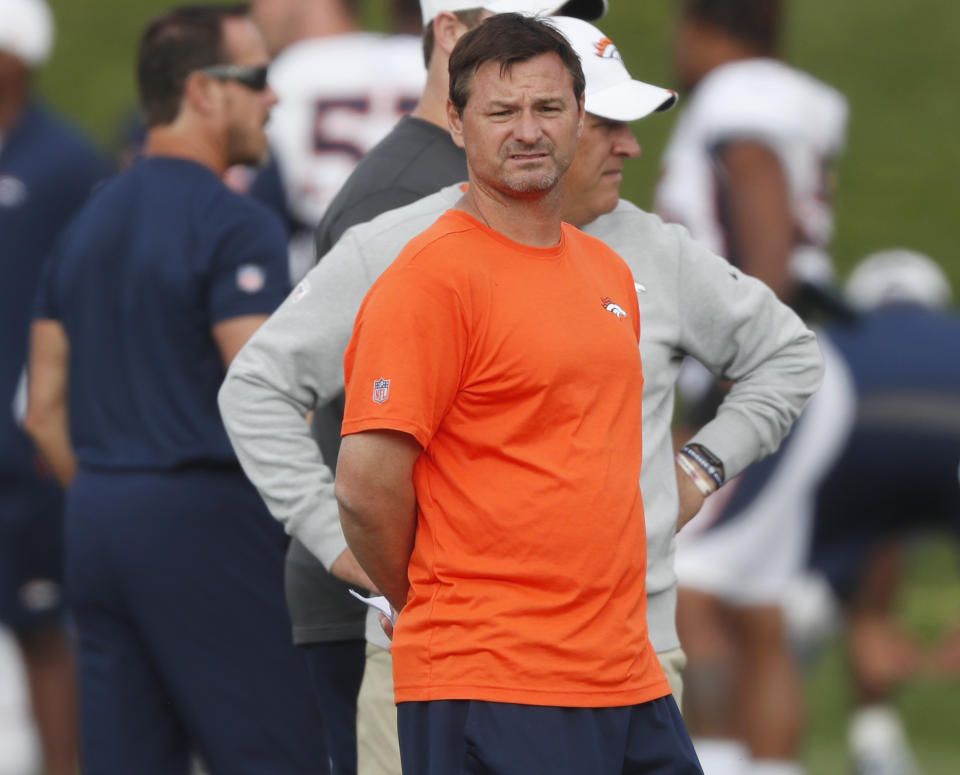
[
  {"left": 657, "top": 3, "right": 849, "bottom": 775},
  {"left": 656, "top": 0, "right": 847, "bottom": 306},
  {"left": 251, "top": 0, "right": 426, "bottom": 280}
]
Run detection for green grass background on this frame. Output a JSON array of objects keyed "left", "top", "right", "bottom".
[{"left": 35, "top": 1, "right": 960, "bottom": 772}]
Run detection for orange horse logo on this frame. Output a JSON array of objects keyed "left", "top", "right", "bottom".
[{"left": 593, "top": 37, "right": 622, "bottom": 62}]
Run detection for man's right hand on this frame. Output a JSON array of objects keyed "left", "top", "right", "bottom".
[{"left": 330, "top": 547, "right": 378, "bottom": 593}]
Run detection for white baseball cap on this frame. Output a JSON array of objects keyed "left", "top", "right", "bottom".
[
  {"left": 547, "top": 16, "right": 678, "bottom": 122},
  {"left": 845, "top": 249, "right": 952, "bottom": 310},
  {"left": 0, "top": 0, "right": 54, "bottom": 67},
  {"left": 420, "top": 1, "right": 607, "bottom": 27}
]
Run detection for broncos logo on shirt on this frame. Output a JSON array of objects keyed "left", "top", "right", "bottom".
[{"left": 601, "top": 296, "right": 628, "bottom": 319}]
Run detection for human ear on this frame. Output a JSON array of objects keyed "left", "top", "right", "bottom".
[{"left": 446, "top": 98, "right": 465, "bottom": 149}]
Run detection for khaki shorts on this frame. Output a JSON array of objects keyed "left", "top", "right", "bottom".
[
  {"left": 357, "top": 644, "right": 400, "bottom": 775},
  {"left": 657, "top": 646, "right": 687, "bottom": 708}
]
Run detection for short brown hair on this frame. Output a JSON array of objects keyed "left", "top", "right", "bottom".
[
  {"left": 137, "top": 4, "right": 249, "bottom": 128},
  {"left": 682, "top": 0, "right": 782, "bottom": 55},
  {"left": 448, "top": 13, "right": 585, "bottom": 117},
  {"left": 421, "top": 8, "right": 486, "bottom": 67}
]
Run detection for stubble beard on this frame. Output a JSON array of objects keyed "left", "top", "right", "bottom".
[
  {"left": 225, "top": 121, "right": 268, "bottom": 168},
  {"left": 498, "top": 142, "right": 572, "bottom": 196}
]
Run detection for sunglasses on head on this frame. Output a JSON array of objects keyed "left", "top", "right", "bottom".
[{"left": 199, "top": 64, "right": 269, "bottom": 91}]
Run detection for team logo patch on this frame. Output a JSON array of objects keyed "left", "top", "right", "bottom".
[
  {"left": 0, "top": 175, "right": 27, "bottom": 207},
  {"left": 291, "top": 278, "right": 311, "bottom": 303},
  {"left": 601, "top": 296, "right": 628, "bottom": 319},
  {"left": 372, "top": 378, "right": 391, "bottom": 404},
  {"left": 19, "top": 579, "right": 61, "bottom": 612},
  {"left": 593, "top": 37, "right": 623, "bottom": 63},
  {"left": 236, "top": 263, "right": 266, "bottom": 293}
]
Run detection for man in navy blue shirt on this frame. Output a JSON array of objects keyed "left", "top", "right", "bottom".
[
  {"left": 1, "top": 1, "right": 108, "bottom": 773},
  {"left": 805, "top": 251, "right": 960, "bottom": 775},
  {"left": 25, "top": 5, "right": 327, "bottom": 773}
]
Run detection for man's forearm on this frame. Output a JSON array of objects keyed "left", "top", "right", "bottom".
[
  {"left": 335, "top": 430, "right": 421, "bottom": 612},
  {"left": 338, "top": 499, "right": 416, "bottom": 612}
]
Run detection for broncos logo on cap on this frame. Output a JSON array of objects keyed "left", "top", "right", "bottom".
[{"left": 593, "top": 38, "right": 623, "bottom": 62}]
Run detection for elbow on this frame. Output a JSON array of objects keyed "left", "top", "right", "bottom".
[
  {"left": 334, "top": 474, "right": 364, "bottom": 533},
  {"left": 806, "top": 334, "right": 827, "bottom": 396},
  {"left": 217, "top": 368, "right": 259, "bottom": 439},
  {"left": 216, "top": 374, "right": 238, "bottom": 431},
  {"left": 335, "top": 461, "right": 392, "bottom": 539}
]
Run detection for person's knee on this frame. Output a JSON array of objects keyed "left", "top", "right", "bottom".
[{"left": 730, "top": 605, "right": 789, "bottom": 654}]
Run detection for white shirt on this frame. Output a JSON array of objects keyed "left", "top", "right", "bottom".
[
  {"left": 266, "top": 32, "right": 426, "bottom": 228},
  {"left": 656, "top": 58, "right": 848, "bottom": 285}
]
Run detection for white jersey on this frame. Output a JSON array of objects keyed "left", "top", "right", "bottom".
[
  {"left": 656, "top": 58, "right": 848, "bottom": 284},
  {"left": 265, "top": 32, "right": 426, "bottom": 228}
]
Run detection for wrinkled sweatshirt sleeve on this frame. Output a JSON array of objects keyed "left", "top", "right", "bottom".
[
  {"left": 218, "top": 230, "right": 374, "bottom": 569},
  {"left": 672, "top": 224, "right": 825, "bottom": 479}
]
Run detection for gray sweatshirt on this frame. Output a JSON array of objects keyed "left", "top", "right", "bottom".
[{"left": 219, "top": 184, "right": 823, "bottom": 653}]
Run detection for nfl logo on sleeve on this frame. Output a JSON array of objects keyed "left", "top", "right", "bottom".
[
  {"left": 236, "top": 263, "right": 266, "bottom": 293},
  {"left": 372, "top": 378, "right": 390, "bottom": 404}
]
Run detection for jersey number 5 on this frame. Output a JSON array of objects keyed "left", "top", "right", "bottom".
[{"left": 312, "top": 98, "right": 371, "bottom": 162}]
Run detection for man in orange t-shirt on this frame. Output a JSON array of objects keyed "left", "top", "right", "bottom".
[{"left": 336, "top": 13, "right": 702, "bottom": 774}]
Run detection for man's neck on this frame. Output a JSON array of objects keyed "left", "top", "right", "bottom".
[
  {"left": 410, "top": 57, "right": 452, "bottom": 129},
  {"left": 0, "top": 82, "right": 27, "bottom": 136},
  {"left": 143, "top": 125, "right": 227, "bottom": 176},
  {"left": 457, "top": 180, "right": 565, "bottom": 248},
  {"left": 290, "top": 1, "right": 358, "bottom": 45}
]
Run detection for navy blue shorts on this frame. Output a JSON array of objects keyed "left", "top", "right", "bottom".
[
  {"left": 397, "top": 695, "right": 702, "bottom": 775},
  {"left": 65, "top": 466, "right": 328, "bottom": 775},
  {"left": 0, "top": 476, "right": 64, "bottom": 633},
  {"left": 811, "top": 427, "right": 960, "bottom": 600}
]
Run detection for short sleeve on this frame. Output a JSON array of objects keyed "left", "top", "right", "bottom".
[
  {"left": 699, "top": 79, "right": 795, "bottom": 146},
  {"left": 341, "top": 261, "right": 469, "bottom": 448},
  {"left": 696, "top": 61, "right": 846, "bottom": 155},
  {"left": 207, "top": 200, "right": 292, "bottom": 323}
]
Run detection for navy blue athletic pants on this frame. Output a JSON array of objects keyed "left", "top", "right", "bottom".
[
  {"left": 301, "top": 639, "right": 366, "bottom": 775},
  {"left": 65, "top": 466, "right": 328, "bottom": 775},
  {"left": 398, "top": 695, "right": 703, "bottom": 774}
]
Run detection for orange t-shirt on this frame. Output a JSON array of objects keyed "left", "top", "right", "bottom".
[{"left": 342, "top": 210, "right": 669, "bottom": 707}]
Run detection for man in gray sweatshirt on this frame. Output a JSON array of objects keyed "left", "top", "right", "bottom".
[{"left": 219, "top": 14, "right": 822, "bottom": 774}]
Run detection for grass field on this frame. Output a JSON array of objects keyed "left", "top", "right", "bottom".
[
  {"left": 39, "top": 0, "right": 960, "bottom": 288},
  {"left": 803, "top": 537, "right": 960, "bottom": 774},
  {"left": 34, "top": 2, "right": 960, "bottom": 772}
]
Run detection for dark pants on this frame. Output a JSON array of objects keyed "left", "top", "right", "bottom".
[
  {"left": 397, "top": 695, "right": 703, "bottom": 775},
  {"left": 65, "top": 466, "right": 328, "bottom": 775},
  {"left": 0, "top": 477, "right": 64, "bottom": 632},
  {"left": 301, "top": 639, "right": 366, "bottom": 775}
]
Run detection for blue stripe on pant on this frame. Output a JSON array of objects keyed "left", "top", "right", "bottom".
[
  {"left": 397, "top": 695, "right": 702, "bottom": 775},
  {"left": 65, "top": 466, "right": 328, "bottom": 775}
]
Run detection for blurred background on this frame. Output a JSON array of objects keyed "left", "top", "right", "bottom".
[
  {"left": 38, "top": 0, "right": 960, "bottom": 287},
  {"left": 31, "top": 1, "right": 960, "bottom": 772}
]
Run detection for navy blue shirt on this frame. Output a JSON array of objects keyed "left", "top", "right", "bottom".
[
  {"left": 810, "top": 304, "right": 960, "bottom": 591},
  {"left": 0, "top": 102, "right": 108, "bottom": 479},
  {"left": 36, "top": 157, "right": 290, "bottom": 470},
  {"left": 828, "top": 305, "right": 960, "bottom": 397}
]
